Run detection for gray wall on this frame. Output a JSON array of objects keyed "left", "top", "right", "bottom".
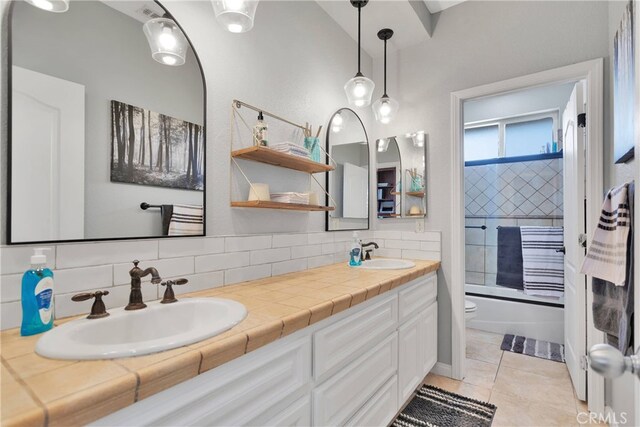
[
  {"left": 11, "top": 1, "right": 204, "bottom": 239},
  {"left": 605, "top": 0, "right": 637, "bottom": 423},
  {"left": 371, "top": 0, "right": 610, "bottom": 365}
]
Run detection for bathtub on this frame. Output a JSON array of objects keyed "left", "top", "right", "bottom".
[{"left": 466, "top": 283, "right": 565, "bottom": 343}]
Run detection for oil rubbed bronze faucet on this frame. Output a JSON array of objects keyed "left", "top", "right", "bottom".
[
  {"left": 126, "top": 260, "right": 161, "bottom": 310},
  {"left": 361, "top": 242, "right": 379, "bottom": 261}
]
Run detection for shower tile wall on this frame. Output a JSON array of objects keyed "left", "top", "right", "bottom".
[{"left": 464, "top": 157, "right": 564, "bottom": 286}]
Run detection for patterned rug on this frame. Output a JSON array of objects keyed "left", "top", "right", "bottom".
[
  {"left": 501, "top": 334, "right": 565, "bottom": 363},
  {"left": 391, "top": 385, "right": 496, "bottom": 427}
]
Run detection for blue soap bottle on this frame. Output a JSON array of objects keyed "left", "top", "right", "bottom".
[
  {"left": 21, "top": 248, "right": 54, "bottom": 336},
  {"left": 348, "top": 231, "right": 362, "bottom": 267}
]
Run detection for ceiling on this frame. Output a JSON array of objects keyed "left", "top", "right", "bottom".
[
  {"left": 316, "top": 0, "right": 468, "bottom": 58},
  {"left": 99, "top": 0, "right": 165, "bottom": 24}
]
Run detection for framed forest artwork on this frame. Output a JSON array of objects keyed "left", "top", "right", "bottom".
[{"left": 110, "top": 100, "right": 204, "bottom": 190}]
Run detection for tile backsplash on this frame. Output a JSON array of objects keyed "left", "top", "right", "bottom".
[{"left": 0, "top": 230, "right": 441, "bottom": 330}]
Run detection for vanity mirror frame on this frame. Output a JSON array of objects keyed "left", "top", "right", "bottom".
[
  {"left": 5, "top": 0, "right": 207, "bottom": 245},
  {"left": 324, "top": 108, "right": 371, "bottom": 232}
]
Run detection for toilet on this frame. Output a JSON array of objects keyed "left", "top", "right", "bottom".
[{"left": 465, "top": 299, "right": 477, "bottom": 321}]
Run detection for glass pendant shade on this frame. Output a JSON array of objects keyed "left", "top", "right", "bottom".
[
  {"left": 143, "top": 18, "right": 188, "bottom": 66},
  {"left": 331, "top": 112, "right": 344, "bottom": 133},
  {"left": 25, "top": 0, "right": 69, "bottom": 12},
  {"left": 344, "top": 74, "right": 375, "bottom": 108},
  {"left": 413, "top": 131, "right": 425, "bottom": 147},
  {"left": 372, "top": 95, "right": 399, "bottom": 124},
  {"left": 212, "top": 0, "right": 259, "bottom": 33}
]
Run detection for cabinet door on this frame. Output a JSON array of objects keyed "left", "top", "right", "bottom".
[
  {"left": 346, "top": 375, "right": 398, "bottom": 427},
  {"left": 251, "top": 395, "right": 311, "bottom": 427},
  {"left": 398, "top": 315, "right": 422, "bottom": 403},
  {"left": 420, "top": 303, "right": 438, "bottom": 376}
]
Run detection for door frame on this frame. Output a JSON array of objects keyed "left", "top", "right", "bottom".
[
  {"left": 450, "top": 59, "right": 605, "bottom": 413},
  {"left": 634, "top": 3, "right": 640, "bottom": 424}
]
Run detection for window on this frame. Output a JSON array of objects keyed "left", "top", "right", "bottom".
[
  {"left": 464, "top": 112, "right": 558, "bottom": 162},
  {"left": 464, "top": 125, "right": 499, "bottom": 162},
  {"left": 505, "top": 117, "right": 554, "bottom": 157}
]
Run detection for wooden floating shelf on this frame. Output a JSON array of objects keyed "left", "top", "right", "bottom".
[
  {"left": 231, "top": 200, "right": 335, "bottom": 212},
  {"left": 406, "top": 191, "right": 425, "bottom": 198},
  {"left": 231, "top": 146, "right": 334, "bottom": 174},
  {"left": 390, "top": 191, "right": 401, "bottom": 196}
]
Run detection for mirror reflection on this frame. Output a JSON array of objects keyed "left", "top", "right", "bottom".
[
  {"left": 9, "top": 0, "right": 205, "bottom": 243},
  {"left": 376, "top": 131, "right": 427, "bottom": 219},
  {"left": 326, "top": 109, "right": 370, "bottom": 231}
]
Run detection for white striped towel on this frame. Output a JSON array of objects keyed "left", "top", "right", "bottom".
[
  {"left": 168, "top": 204, "right": 204, "bottom": 236},
  {"left": 580, "top": 182, "right": 631, "bottom": 286},
  {"left": 520, "top": 226, "right": 565, "bottom": 298}
]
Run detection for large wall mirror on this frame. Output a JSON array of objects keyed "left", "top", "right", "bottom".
[
  {"left": 376, "top": 132, "right": 427, "bottom": 219},
  {"left": 8, "top": 0, "right": 205, "bottom": 244},
  {"left": 325, "top": 108, "right": 370, "bottom": 231}
]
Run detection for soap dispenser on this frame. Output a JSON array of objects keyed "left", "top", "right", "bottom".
[
  {"left": 21, "top": 248, "right": 54, "bottom": 336},
  {"left": 253, "top": 112, "right": 268, "bottom": 147},
  {"left": 349, "top": 231, "right": 362, "bottom": 267}
]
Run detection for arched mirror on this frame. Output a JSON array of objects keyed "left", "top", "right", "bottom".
[
  {"left": 8, "top": 0, "right": 205, "bottom": 243},
  {"left": 325, "top": 108, "right": 370, "bottom": 231},
  {"left": 375, "top": 137, "right": 402, "bottom": 218}
]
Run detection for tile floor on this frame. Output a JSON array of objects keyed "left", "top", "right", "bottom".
[{"left": 424, "top": 328, "right": 593, "bottom": 427}]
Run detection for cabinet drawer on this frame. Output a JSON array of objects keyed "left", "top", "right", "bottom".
[
  {"left": 250, "top": 395, "right": 311, "bottom": 427},
  {"left": 314, "top": 294, "right": 397, "bottom": 379},
  {"left": 313, "top": 332, "right": 398, "bottom": 426},
  {"left": 346, "top": 375, "right": 398, "bottom": 427},
  {"left": 399, "top": 273, "right": 436, "bottom": 323}
]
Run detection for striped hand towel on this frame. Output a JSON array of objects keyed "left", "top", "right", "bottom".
[
  {"left": 580, "top": 182, "right": 631, "bottom": 286},
  {"left": 168, "top": 204, "right": 204, "bottom": 236},
  {"left": 520, "top": 226, "right": 565, "bottom": 297}
]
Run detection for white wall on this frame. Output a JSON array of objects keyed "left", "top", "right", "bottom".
[
  {"left": 370, "top": 0, "right": 610, "bottom": 365},
  {"left": 11, "top": 1, "right": 204, "bottom": 239}
]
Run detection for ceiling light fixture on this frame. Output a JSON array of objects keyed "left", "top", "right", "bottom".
[
  {"left": 344, "top": 0, "right": 374, "bottom": 108},
  {"left": 211, "top": 0, "right": 259, "bottom": 33},
  {"left": 143, "top": 16, "right": 188, "bottom": 66},
  {"left": 373, "top": 28, "right": 399, "bottom": 124},
  {"left": 24, "top": 0, "right": 68, "bottom": 12}
]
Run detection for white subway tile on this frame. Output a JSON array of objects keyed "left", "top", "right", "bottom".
[
  {"left": 1, "top": 301, "right": 21, "bottom": 330},
  {"left": 225, "top": 235, "right": 272, "bottom": 252},
  {"left": 401, "top": 231, "right": 441, "bottom": 242},
  {"left": 420, "top": 241, "right": 441, "bottom": 252},
  {"left": 173, "top": 271, "right": 224, "bottom": 295},
  {"left": 272, "top": 259, "right": 308, "bottom": 276},
  {"left": 402, "top": 250, "right": 441, "bottom": 261},
  {"left": 332, "top": 231, "right": 359, "bottom": 243},
  {"left": 291, "top": 244, "right": 322, "bottom": 259},
  {"left": 1, "top": 274, "right": 22, "bottom": 303},
  {"left": 308, "top": 233, "right": 334, "bottom": 245},
  {"left": 384, "top": 240, "right": 421, "bottom": 250},
  {"left": 113, "top": 257, "right": 194, "bottom": 286},
  {"left": 272, "top": 233, "right": 308, "bottom": 248},
  {"left": 307, "top": 254, "right": 334, "bottom": 269},
  {"left": 55, "top": 265, "right": 113, "bottom": 295},
  {"left": 321, "top": 243, "right": 339, "bottom": 255},
  {"left": 1, "top": 246, "right": 57, "bottom": 274},
  {"left": 159, "top": 237, "right": 224, "bottom": 258},
  {"left": 225, "top": 264, "right": 271, "bottom": 285},
  {"left": 375, "top": 248, "right": 402, "bottom": 259},
  {"left": 250, "top": 248, "right": 290, "bottom": 265},
  {"left": 373, "top": 230, "right": 402, "bottom": 240},
  {"left": 195, "top": 252, "right": 250, "bottom": 273},
  {"left": 56, "top": 241, "right": 158, "bottom": 269}
]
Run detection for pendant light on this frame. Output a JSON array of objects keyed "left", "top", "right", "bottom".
[
  {"left": 143, "top": 15, "right": 188, "bottom": 66},
  {"left": 373, "top": 28, "right": 399, "bottom": 124},
  {"left": 24, "top": 0, "right": 68, "bottom": 12},
  {"left": 344, "top": 0, "right": 375, "bottom": 108},
  {"left": 331, "top": 112, "right": 344, "bottom": 133},
  {"left": 212, "top": 0, "right": 259, "bottom": 33}
]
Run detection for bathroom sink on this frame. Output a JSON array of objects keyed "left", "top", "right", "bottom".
[
  {"left": 36, "top": 298, "right": 247, "bottom": 360},
  {"left": 358, "top": 259, "right": 416, "bottom": 270}
]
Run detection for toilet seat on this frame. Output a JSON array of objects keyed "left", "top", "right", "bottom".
[{"left": 465, "top": 299, "right": 477, "bottom": 321}]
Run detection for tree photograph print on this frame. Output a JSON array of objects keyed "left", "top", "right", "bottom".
[{"left": 110, "top": 100, "right": 204, "bottom": 191}]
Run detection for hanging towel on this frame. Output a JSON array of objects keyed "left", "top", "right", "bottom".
[
  {"left": 591, "top": 181, "right": 634, "bottom": 354},
  {"left": 496, "top": 226, "right": 524, "bottom": 290},
  {"left": 161, "top": 205, "right": 174, "bottom": 236},
  {"left": 520, "top": 226, "right": 565, "bottom": 297},
  {"left": 581, "top": 182, "right": 632, "bottom": 286},
  {"left": 168, "top": 204, "right": 204, "bottom": 236}
]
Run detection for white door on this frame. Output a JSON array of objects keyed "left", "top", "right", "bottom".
[
  {"left": 562, "top": 81, "right": 587, "bottom": 400},
  {"left": 343, "top": 162, "right": 368, "bottom": 218},
  {"left": 11, "top": 66, "right": 85, "bottom": 242}
]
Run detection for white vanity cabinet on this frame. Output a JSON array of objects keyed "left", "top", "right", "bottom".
[{"left": 95, "top": 272, "right": 438, "bottom": 427}]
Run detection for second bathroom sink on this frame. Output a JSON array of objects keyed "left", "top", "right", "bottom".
[
  {"left": 357, "top": 258, "right": 416, "bottom": 270},
  {"left": 36, "top": 298, "right": 247, "bottom": 360}
]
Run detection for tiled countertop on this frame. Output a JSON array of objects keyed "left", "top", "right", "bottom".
[{"left": 0, "top": 260, "right": 440, "bottom": 427}]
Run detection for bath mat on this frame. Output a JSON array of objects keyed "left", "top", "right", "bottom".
[
  {"left": 391, "top": 385, "right": 496, "bottom": 427},
  {"left": 501, "top": 334, "right": 565, "bottom": 363}
]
